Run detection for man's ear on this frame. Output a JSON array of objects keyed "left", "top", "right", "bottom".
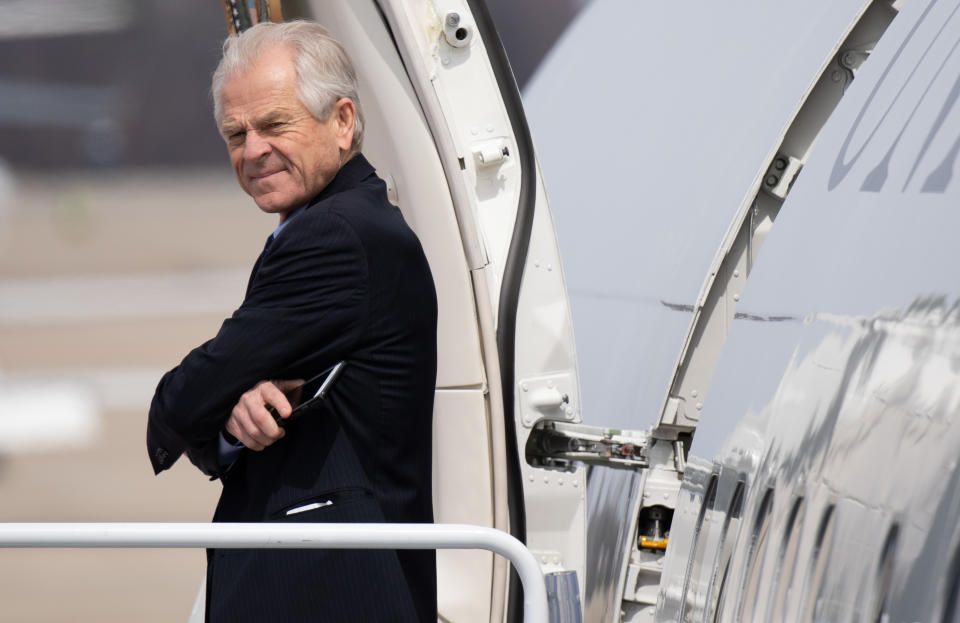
[{"left": 332, "top": 97, "right": 356, "bottom": 152}]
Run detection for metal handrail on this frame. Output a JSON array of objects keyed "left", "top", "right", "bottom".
[{"left": 0, "top": 522, "right": 548, "bottom": 622}]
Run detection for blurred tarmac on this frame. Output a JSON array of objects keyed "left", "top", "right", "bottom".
[{"left": 0, "top": 168, "right": 274, "bottom": 622}]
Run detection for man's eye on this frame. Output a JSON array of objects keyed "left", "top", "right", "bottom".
[
  {"left": 267, "top": 122, "right": 285, "bottom": 130},
  {"left": 227, "top": 130, "right": 246, "bottom": 141}
]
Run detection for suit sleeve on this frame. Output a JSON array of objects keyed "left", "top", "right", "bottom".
[{"left": 147, "top": 211, "right": 368, "bottom": 475}]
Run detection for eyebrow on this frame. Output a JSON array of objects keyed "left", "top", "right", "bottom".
[
  {"left": 221, "top": 111, "right": 292, "bottom": 138},
  {"left": 256, "top": 111, "right": 290, "bottom": 127},
  {"left": 220, "top": 122, "right": 242, "bottom": 137}
]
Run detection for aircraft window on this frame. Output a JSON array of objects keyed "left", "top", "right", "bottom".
[
  {"left": 712, "top": 559, "right": 732, "bottom": 623},
  {"left": 728, "top": 481, "right": 746, "bottom": 519},
  {"left": 872, "top": 523, "right": 899, "bottom": 623},
  {"left": 769, "top": 496, "right": 805, "bottom": 620},
  {"left": 940, "top": 532, "right": 960, "bottom": 623},
  {"left": 800, "top": 504, "right": 837, "bottom": 623},
  {"left": 708, "top": 481, "right": 745, "bottom": 623},
  {"left": 736, "top": 487, "right": 775, "bottom": 621},
  {"left": 679, "top": 474, "right": 719, "bottom": 621}
]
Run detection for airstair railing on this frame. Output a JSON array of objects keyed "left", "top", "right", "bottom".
[{"left": 0, "top": 522, "right": 548, "bottom": 622}]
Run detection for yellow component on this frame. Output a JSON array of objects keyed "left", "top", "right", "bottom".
[{"left": 640, "top": 536, "right": 668, "bottom": 550}]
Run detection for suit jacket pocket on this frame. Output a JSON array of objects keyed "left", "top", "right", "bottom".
[{"left": 267, "top": 487, "right": 378, "bottom": 522}]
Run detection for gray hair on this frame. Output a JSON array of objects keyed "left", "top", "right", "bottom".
[{"left": 211, "top": 20, "right": 365, "bottom": 155}]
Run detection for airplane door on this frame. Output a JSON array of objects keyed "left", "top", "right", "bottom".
[{"left": 520, "top": 0, "right": 902, "bottom": 621}]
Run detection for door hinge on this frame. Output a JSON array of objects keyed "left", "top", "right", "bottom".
[{"left": 525, "top": 420, "right": 650, "bottom": 471}]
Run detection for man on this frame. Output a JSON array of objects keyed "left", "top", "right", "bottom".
[{"left": 146, "top": 21, "right": 438, "bottom": 622}]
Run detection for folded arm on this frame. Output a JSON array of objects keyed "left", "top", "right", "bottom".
[{"left": 147, "top": 212, "right": 368, "bottom": 475}]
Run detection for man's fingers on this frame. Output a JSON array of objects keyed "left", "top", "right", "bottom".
[
  {"left": 242, "top": 385, "right": 286, "bottom": 432},
  {"left": 249, "top": 402, "right": 286, "bottom": 439},
  {"left": 261, "top": 381, "right": 296, "bottom": 419},
  {"left": 224, "top": 379, "right": 303, "bottom": 453},
  {"left": 230, "top": 391, "right": 284, "bottom": 450},
  {"left": 225, "top": 415, "right": 264, "bottom": 451},
  {"left": 242, "top": 410, "right": 270, "bottom": 444}
]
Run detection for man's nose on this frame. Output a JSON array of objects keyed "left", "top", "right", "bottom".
[{"left": 243, "top": 131, "right": 271, "bottom": 161}]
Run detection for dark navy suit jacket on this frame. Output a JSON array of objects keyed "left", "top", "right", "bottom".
[{"left": 147, "top": 154, "right": 438, "bottom": 622}]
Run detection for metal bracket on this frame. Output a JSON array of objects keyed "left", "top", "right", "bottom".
[
  {"left": 473, "top": 138, "right": 510, "bottom": 167},
  {"left": 442, "top": 11, "right": 473, "bottom": 48},
  {"left": 525, "top": 420, "right": 649, "bottom": 471},
  {"left": 760, "top": 153, "right": 803, "bottom": 200},
  {"left": 518, "top": 372, "right": 579, "bottom": 427}
]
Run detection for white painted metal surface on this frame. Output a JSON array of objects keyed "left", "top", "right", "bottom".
[
  {"left": 0, "top": 522, "right": 549, "bottom": 623},
  {"left": 655, "top": 0, "right": 897, "bottom": 436},
  {"left": 432, "top": 389, "right": 495, "bottom": 622},
  {"left": 525, "top": 0, "right": 875, "bottom": 432}
]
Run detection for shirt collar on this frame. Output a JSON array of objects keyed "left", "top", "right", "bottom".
[{"left": 272, "top": 204, "right": 306, "bottom": 239}]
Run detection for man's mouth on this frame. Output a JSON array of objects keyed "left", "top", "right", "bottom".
[{"left": 250, "top": 169, "right": 286, "bottom": 181}]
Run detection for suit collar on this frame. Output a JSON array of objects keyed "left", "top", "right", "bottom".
[
  {"left": 247, "top": 155, "right": 374, "bottom": 295},
  {"left": 307, "top": 152, "right": 375, "bottom": 208}
]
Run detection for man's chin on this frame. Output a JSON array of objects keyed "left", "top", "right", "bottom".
[{"left": 251, "top": 192, "right": 298, "bottom": 217}]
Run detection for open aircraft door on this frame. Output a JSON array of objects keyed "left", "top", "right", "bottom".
[
  {"left": 517, "top": 0, "right": 904, "bottom": 621},
  {"left": 224, "top": 1, "right": 621, "bottom": 621}
]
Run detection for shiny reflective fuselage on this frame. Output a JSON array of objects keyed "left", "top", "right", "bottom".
[{"left": 658, "top": 0, "right": 960, "bottom": 620}]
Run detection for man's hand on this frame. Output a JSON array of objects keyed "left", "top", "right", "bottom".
[{"left": 225, "top": 379, "right": 303, "bottom": 451}]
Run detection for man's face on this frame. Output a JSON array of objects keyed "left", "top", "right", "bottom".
[{"left": 219, "top": 44, "right": 355, "bottom": 220}]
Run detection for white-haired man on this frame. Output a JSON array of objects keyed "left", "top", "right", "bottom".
[{"left": 147, "top": 21, "right": 438, "bottom": 622}]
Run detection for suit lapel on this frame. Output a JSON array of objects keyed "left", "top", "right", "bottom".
[{"left": 245, "top": 234, "right": 275, "bottom": 296}]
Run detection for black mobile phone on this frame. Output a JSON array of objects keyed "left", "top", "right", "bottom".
[{"left": 266, "top": 361, "right": 346, "bottom": 428}]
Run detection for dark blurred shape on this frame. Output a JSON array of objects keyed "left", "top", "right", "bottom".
[
  {"left": 0, "top": 0, "right": 134, "bottom": 40},
  {"left": 0, "top": 1, "right": 227, "bottom": 168}
]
